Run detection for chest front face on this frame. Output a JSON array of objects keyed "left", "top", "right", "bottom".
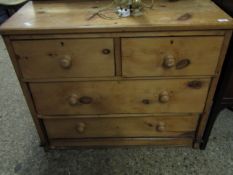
[{"left": 1, "top": 0, "right": 233, "bottom": 149}]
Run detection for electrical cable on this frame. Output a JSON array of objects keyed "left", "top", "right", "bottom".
[{"left": 89, "top": 0, "right": 154, "bottom": 20}]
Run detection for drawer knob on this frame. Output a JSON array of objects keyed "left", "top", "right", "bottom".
[
  {"left": 102, "top": 49, "right": 111, "bottom": 55},
  {"left": 159, "top": 91, "right": 170, "bottom": 103},
  {"left": 156, "top": 122, "right": 165, "bottom": 132},
  {"left": 163, "top": 55, "right": 175, "bottom": 68},
  {"left": 76, "top": 122, "right": 86, "bottom": 133},
  {"left": 60, "top": 55, "right": 72, "bottom": 69},
  {"left": 69, "top": 94, "right": 78, "bottom": 106},
  {"left": 79, "top": 96, "right": 93, "bottom": 104}
]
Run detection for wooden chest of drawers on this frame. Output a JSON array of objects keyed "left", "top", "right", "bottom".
[{"left": 1, "top": 0, "right": 233, "bottom": 149}]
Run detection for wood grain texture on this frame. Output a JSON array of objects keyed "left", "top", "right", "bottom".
[
  {"left": 49, "top": 138, "right": 193, "bottom": 148},
  {"left": 12, "top": 38, "right": 115, "bottom": 79},
  {"left": 1, "top": 0, "right": 232, "bottom": 149},
  {"left": 0, "top": 0, "right": 233, "bottom": 34},
  {"left": 2, "top": 36, "right": 48, "bottom": 146},
  {"left": 38, "top": 113, "right": 200, "bottom": 119},
  {"left": 29, "top": 79, "right": 211, "bottom": 115},
  {"left": 114, "top": 38, "right": 122, "bottom": 76},
  {"left": 21, "top": 75, "right": 215, "bottom": 83},
  {"left": 44, "top": 115, "right": 198, "bottom": 139},
  {"left": 122, "top": 36, "right": 224, "bottom": 77},
  {"left": 8, "top": 31, "right": 226, "bottom": 40},
  {"left": 194, "top": 30, "right": 233, "bottom": 148}
]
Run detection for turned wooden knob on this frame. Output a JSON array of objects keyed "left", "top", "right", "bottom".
[
  {"left": 159, "top": 91, "right": 170, "bottom": 103},
  {"left": 156, "top": 122, "right": 165, "bottom": 132},
  {"left": 79, "top": 96, "right": 93, "bottom": 104},
  {"left": 163, "top": 55, "right": 175, "bottom": 68},
  {"left": 69, "top": 94, "right": 78, "bottom": 106},
  {"left": 76, "top": 122, "right": 86, "bottom": 133},
  {"left": 60, "top": 55, "right": 72, "bottom": 69}
]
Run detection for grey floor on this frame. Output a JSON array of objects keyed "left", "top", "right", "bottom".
[{"left": 1, "top": 38, "right": 233, "bottom": 175}]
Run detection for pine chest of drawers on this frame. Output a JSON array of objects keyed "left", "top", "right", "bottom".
[{"left": 1, "top": 0, "right": 233, "bottom": 149}]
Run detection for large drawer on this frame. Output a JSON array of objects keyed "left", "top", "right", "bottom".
[
  {"left": 44, "top": 115, "right": 199, "bottom": 139},
  {"left": 122, "top": 36, "right": 223, "bottom": 77},
  {"left": 30, "top": 79, "right": 210, "bottom": 115},
  {"left": 12, "top": 38, "right": 115, "bottom": 79}
]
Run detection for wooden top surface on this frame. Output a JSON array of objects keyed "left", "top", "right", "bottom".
[{"left": 1, "top": 0, "right": 233, "bottom": 34}]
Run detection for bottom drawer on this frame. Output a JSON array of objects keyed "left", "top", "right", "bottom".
[
  {"left": 49, "top": 138, "right": 193, "bottom": 148},
  {"left": 44, "top": 115, "right": 199, "bottom": 139}
]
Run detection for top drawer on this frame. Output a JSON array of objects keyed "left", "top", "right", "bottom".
[
  {"left": 122, "top": 36, "right": 224, "bottom": 77},
  {"left": 12, "top": 39, "right": 115, "bottom": 79}
]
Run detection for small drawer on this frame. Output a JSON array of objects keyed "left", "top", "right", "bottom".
[
  {"left": 43, "top": 115, "right": 199, "bottom": 139},
  {"left": 122, "top": 36, "right": 223, "bottom": 77},
  {"left": 12, "top": 38, "right": 115, "bottom": 79},
  {"left": 30, "top": 79, "right": 210, "bottom": 115}
]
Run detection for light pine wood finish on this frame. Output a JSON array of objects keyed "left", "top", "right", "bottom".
[
  {"left": 1, "top": 0, "right": 233, "bottom": 149},
  {"left": 2, "top": 37, "right": 48, "bottom": 146},
  {"left": 12, "top": 39, "right": 115, "bottom": 79},
  {"left": 44, "top": 115, "right": 198, "bottom": 139},
  {"left": 114, "top": 38, "right": 122, "bottom": 76},
  {"left": 38, "top": 113, "right": 203, "bottom": 119},
  {"left": 49, "top": 138, "right": 193, "bottom": 148},
  {"left": 194, "top": 30, "right": 233, "bottom": 148},
  {"left": 122, "top": 36, "right": 224, "bottom": 77},
  {"left": 21, "top": 76, "right": 214, "bottom": 83},
  {"left": 8, "top": 31, "right": 226, "bottom": 40},
  {"left": 30, "top": 79, "right": 210, "bottom": 115},
  {"left": 0, "top": 0, "right": 233, "bottom": 34}
]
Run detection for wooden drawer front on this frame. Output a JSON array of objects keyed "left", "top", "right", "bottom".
[
  {"left": 122, "top": 36, "right": 223, "bottom": 77},
  {"left": 12, "top": 39, "right": 115, "bottom": 79},
  {"left": 30, "top": 79, "right": 210, "bottom": 115},
  {"left": 44, "top": 115, "right": 199, "bottom": 139}
]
